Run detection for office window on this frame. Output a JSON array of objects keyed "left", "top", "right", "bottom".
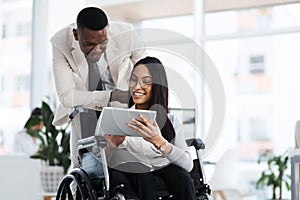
[
  {"left": 249, "top": 55, "right": 265, "bottom": 74},
  {"left": 1, "top": 24, "right": 6, "bottom": 39},
  {"left": 170, "top": 108, "right": 195, "bottom": 139},
  {"left": 138, "top": 5, "right": 300, "bottom": 155},
  {"left": 17, "top": 22, "right": 31, "bottom": 36},
  {"left": 0, "top": 0, "right": 32, "bottom": 154},
  {"left": 205, "top": 33, "right": 300, "bottom": 160},
  {"left": 15, "top": 75, "right": 29, "bottom": 91},
  {"left": 238, "top": 117, "right": 272, "bottom": 161},
  {"left": 0, "top": 76, "right": 2, "bottom": 92},
  {"left": 249, "top": 118, "right": 269, "bottom": 141},
  {"left": 255, "top": 9, "right": 272, "bottom": 29},
  {"left": 140, "top": 15, "right": 194, "bottom": 39},
  {"left": 206, "top": 3, "right": 300, "bottom": 35}
]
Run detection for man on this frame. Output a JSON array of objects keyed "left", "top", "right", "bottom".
[{"left": 51, "top": 7, "right": 146, "bottom": 170}]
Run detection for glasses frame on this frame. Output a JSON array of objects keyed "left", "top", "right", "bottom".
[{"left": 129, "top": 76, "right": 152, "bottom": 90}]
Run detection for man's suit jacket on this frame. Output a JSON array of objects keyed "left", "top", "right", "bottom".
[{"left": 51, "top": 22, "right": 146, "bottom": 126}]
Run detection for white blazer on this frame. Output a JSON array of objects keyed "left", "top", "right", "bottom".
[{"left": 51, "top": 22, "right": 146, "bottom": 126}]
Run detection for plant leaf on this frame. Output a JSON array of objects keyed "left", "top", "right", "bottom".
[{"left": 24, "top": 117, "right": 42, "bottom": 129}]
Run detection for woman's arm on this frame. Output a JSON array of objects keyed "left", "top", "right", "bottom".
[
  {"left": 128, "top": 114, "right": 194, "bottom": 172},
  {"left": 163, "top": 114, "right": 193, "bottom": 172},
  {"left": 164, "top": 132, "right": 194, "bottom": 172}
]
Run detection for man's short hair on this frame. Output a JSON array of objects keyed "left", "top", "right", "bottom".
[{"left": 76, "top": 7, "right": 108, "bottom": 31}]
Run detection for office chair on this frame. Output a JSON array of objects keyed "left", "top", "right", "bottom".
[
  {"left": 208, "top": 148, "right": 237, "bottom": 200},
  {"left": 208, "top": 148, "right": 255, "bottom": 200}
]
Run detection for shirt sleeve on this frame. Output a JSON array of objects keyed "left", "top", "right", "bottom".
[{"left": 164, "top": 114, "right": 194, "bottom": 172}]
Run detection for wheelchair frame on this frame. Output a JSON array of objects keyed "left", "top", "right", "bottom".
[{"left": 56, "top": 107, "right": 212, "bottom": 200}]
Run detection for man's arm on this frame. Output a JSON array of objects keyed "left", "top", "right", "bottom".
[{"left": 52, "top": 45, "right": 111, "bottom": 110}]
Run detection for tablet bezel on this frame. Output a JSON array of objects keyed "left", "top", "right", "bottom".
[{"left": 96, "top": 107, "right": 157, "bottom": 137}]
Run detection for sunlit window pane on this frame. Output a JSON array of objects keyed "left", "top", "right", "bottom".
[
  {"left": 206, "top": 33, "right": 300, "bottom": 160},
  {"left": 206, "top": 3, "right": 300, "bottom": 35},
  {"left": 0, "top": 0, "right": 32, "bottom": 154}
]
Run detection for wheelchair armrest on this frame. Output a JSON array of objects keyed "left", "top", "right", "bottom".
[{"left": 186, "top": 138, "right": 205, "bottom": 150}]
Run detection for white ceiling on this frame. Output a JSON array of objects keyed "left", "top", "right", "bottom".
[{"left": 88, "top": 0, "right": 300, "bottom": 22}]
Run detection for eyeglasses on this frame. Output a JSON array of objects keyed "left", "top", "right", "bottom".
[{"left": 129, "top": 76, "right": 152, "bottom": 89}]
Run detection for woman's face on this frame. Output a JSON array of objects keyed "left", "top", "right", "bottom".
[{"left": 129, "top": 64, "right": 152, "bottom": 109}]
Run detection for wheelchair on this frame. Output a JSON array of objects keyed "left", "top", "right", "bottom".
[{"left": 56, "top": 107, "right": 212, "bottom": 200}]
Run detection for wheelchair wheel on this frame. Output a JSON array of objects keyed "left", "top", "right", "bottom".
[
  {"left": 110, "top": 193, "right": 126, "bottom": 200},
  {"left": 56, "top": 168, "right": 102, "bottom": 200},
  {"left": 197, "top": 193, "right": 212, "bottom": 200},
  {"left": 56, "top": 169, "right": 128, "bottom": 200}
]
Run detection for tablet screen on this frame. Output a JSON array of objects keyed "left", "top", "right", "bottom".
[{"left": 96, "top": 107, "right": 157, "bottom": 136}]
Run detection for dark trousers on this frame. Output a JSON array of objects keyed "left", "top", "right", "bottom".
[
  {"left": 109, "top": 168, "right": 140, "bottom": 199},
  {"left": 153, "top": 165, "right": 197, "bottom": 200},
  {"left": 109, "top": 165, "right": 197, "bottom": 200}
]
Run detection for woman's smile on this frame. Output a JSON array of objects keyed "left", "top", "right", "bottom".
[{"left": 130, "top": 64, "right": 153, "bottom": 109}]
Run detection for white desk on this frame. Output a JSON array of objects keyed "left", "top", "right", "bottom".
[{"left": 0, "top": 155, "right": 42, "bottom": 200}]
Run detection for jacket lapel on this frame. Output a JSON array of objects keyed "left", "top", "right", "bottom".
[
  {"left": 106, "top": 31, "right": 120, "bottom": 85},
  {"left": 71, "top": 39, "right": 88, "bottom": 90}
]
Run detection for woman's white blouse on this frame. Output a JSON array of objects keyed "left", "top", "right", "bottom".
[{"left": 106, "top": 113, "right": 194, "bottom": 172}]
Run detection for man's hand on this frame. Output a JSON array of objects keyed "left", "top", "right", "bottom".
[
  {"left": 111, "top": 89, "right": 128, "bottom": 103},
  {"left": 105, "top": 135, "right": 126, "bottom": 148},
  {"left": 104, "top": 135, "right": 125, "bottom": 158}
]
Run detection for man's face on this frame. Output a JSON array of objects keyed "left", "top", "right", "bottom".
[{"left": 73, "top": 26, "right": 108, "bottom": 62}]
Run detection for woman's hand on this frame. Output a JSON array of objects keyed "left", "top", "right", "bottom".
[{"left": 128, "top": 114, "right": 166, "bottom": 149}]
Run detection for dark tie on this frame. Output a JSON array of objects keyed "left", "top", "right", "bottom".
[
  {"left": 87, "top": 60, "right": 102, "bottom": 91},
  {"left": 80, "top": 60, "right": 102, "bottom": 138}
]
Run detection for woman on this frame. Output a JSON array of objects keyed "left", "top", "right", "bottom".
[{"left": 106, "top": 56, "right": 197, "bottom": 200}]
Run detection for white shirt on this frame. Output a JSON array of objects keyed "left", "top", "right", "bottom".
[
  {"left": 14, "top": 130, "right": 40, "bottom": 156},
  {"left": 106, "top": 112, "right": 194, "bottom": 173}
]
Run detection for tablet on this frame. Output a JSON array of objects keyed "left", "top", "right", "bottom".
[{"left": 96, "top": 107, "right": 157, "bottom": 136}]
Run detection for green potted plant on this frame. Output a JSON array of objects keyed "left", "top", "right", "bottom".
[
  {"left": 25, "top": 101, "right": 71, "bottom": 192},
  {"left": 256, "top": 150, "right": 291, "bottom": 200}
]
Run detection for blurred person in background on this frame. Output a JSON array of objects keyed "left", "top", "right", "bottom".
[{"left": 14, "top": 108, "right": 43, "bottom": 156}]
